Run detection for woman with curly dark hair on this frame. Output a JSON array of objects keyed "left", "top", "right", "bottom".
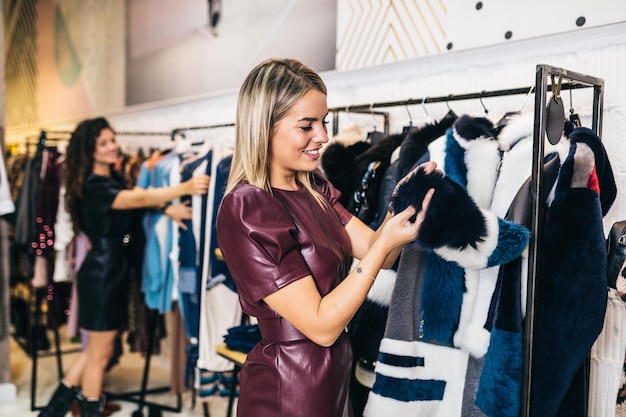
[{"left": 38, "top": 117, "right": 209, "bottom": 417}]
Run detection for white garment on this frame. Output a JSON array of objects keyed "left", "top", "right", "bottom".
[
  {"left": 168, "top": 156, "right": 181, "bottom": 302},
  {"left": 364, "top": 339, "right": 469, "bottom": 417},
  {"left": 53, "top": 185, "right": 74, "bottom": 282},
  {"left": 0, "top": 154, "right": 15, "bottom": 215},
  {"left": 197, "top": 144, "right": 242, "bottom": 372},
  {"left": 588, "top": 288, "right": 626, "bottom": 417}
]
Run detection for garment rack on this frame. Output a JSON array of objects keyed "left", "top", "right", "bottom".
[
  {"left": 168, "top": 122, "right": 237, "bottom": 417},
  {"left": 171, "top": 122, "right": 235, "bottom": 140},
  {"left": 105, "top": 129, "right": 184, "bottom": 417},
  {"left": 327, "top": 64, "right": 604, "bottom": 417},
  {"left": 12, "top": 130, "right": 78, "bottom": 413},
  {"left": 329, "top": 108, "right": 390, "bottom": 137},
  {"left": 523, "top": 64, "right": 603, "bottom": 417},
  {"left": 20, "top": 130, "right": 182, "bottom": 417},
  {"left": 328, "top": 81, "right": 589, "bottom": 135}
]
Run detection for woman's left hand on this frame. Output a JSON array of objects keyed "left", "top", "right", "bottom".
[{"left": 164, "top": 201, "right": 193, "bottom": 230}]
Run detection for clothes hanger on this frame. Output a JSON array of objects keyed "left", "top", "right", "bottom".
[
  {"left": 479, "top": 91, "right": 489, "bottom": 116},
  {"left": 402, "top": 101, "right": 418, "bottom": 135},
  {"left": 494, "top": 85, "right": 534, "bottom": 134},
  {"left": 422, "top": 96, "right": 432, "bottom": 124},
  {"left": 173, "top": 131, "right": 192, "bottom": 154},
  {"left": 568, "top": 87, "right": 582, "bottom": 127},
  {"left": 366, "top": 103, "right": 384, "bottom": 144},
  {"left": 444, "top": 95, "right": 458, "bottom": 120},
  {"left": 345, "top": 105, "right": 363, "bottom": 135}
]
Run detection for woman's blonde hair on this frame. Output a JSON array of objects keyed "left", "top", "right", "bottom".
[{"left": 225, "top": 58, "right": 328, "bottom": 198}]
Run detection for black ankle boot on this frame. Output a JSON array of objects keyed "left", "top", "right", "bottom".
[
  {"left": 79, "top": 397, "right": 103, "bottom": 417},
  {"left": 38, "top": 381, "right": 79, "bottom": 417}
]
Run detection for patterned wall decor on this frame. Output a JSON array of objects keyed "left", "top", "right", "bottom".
[
  {"left": 336, "top": 0, "right": 448, "bottom": 71},
  {"left": 4, "top": 0, "right": 38, "bottom": 127},
  {"left": 36, "top": 0, "right": 126, "bottom": 125},
  {"left": 2, "top": 0, "right": 126, "bottom": 129},
  {"left": 336, "top": 0, "right": 626, "bottom": 71}
]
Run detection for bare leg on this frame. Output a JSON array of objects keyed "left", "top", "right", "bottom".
[
  {"left": 80, "top": 330, "right": 118, "bottom": 400},
  {"left": 62, "top": 351, "right": 88, "bottom": 388}
]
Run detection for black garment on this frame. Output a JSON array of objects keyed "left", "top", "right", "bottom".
[
  {"left": 77, "top": 173, "right": 134, "bottom": 331},
  {"left": 346, "top": 134, "right": 404, "bottom": 227}
]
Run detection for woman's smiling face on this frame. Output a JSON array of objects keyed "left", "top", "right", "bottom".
[
  {"left": 268, "top": 89, "right": 329, "bottom": 189},
  {"left": 92, "top": 128, "right": 118, "bottom": 174}
]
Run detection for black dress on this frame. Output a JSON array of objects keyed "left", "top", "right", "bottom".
[{"left": 77, "top": 172, "right": 134, "bottom": 331}]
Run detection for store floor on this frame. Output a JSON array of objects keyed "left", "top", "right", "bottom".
[{"left": 0, "top": 332, "right": 233, "bottom": 417}]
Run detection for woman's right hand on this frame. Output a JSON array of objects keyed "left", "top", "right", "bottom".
[
  {"left": 184, "top": 174, "right": 210, "bottom": 195},
  {"left": 380, "top": 188, "right": 434, "bottom": 250}
]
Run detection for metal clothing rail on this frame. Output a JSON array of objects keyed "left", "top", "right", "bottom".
[
  {"left": 44, "top": 129, "right": 171, "bottom": 137},
  {"left": 18, "top": 130, "right": 79, "bottom": 412},
  {"left": 171, "top": 122, "right": 235, "bottom": 140},
  {"left": 328, "top": 82, "right": 589, "bottom": 137},
  {"left": 21, "top": 129, "right": 183, "bottom": 417},
  {"left": 328, "top": 108, "right": 390, "bottom": 136},
  {"left": 116, "top": 131, "right": 170, "bottom": 136},
  {"left": 104, "top": 129, "right": 184, "bottom": 417},
  {"left": 328, "top": 83, "right": 590, "bottom": 112},
  {"left": 522, "top": 64, "right": 604, "bottom": 417}
]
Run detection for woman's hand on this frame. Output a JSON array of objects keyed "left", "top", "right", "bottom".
[
  {"left": 388, "top": 161, "right": 439, "bottom": 216},
  {"left": 183, "top": 175, "right": 210, "bottom": 195},
  {"left": 392, "top": 161, "right": 439, "bottom": 200},
  {"left": 163, "top": 202, "right": 194, "bottom": 230},
  {"left": 381, "top": 187, "right": 434, "bottom": 250}
]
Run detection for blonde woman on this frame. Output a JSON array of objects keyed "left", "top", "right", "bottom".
[{"left": 217, "top": 58, "right": 435, "bottom": 417}]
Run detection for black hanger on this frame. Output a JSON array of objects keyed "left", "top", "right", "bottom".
[
  {"left": 366, "top": 103, "right": 384, "bottom": 144},
  {"left": 444, "top": 95, "right": 458, "bottom": 120},
  {"left": 568, "top": 87, "right": 582, "bottom": 127},
  {"left": 402, "top": 102, "right": 418, "bottom": 135},
  {"left": 479, "top": 91, "right": 489, "bottom": 116}
]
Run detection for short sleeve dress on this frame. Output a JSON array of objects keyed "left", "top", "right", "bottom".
[
  {"left": 76, "top": 172, "right": 134, "bottom": 331},
  {"left": 217, "top": 172, "right": 354, "bottom": 417}
]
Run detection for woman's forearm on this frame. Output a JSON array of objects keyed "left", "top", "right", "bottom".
[{"left": 371, "top": 211, "right": 403, "bottom": 268}]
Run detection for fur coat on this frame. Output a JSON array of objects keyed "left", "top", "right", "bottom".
[{"left": 363, "top": 113, "right": 615, "bottom": 417}]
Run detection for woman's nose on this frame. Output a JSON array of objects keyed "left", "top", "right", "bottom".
[{"left": 315, "top": 128, "right": 329, "bottom": 143}]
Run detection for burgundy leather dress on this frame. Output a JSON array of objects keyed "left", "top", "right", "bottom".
[{"left": 217, "top": 173, "right": 354, "bottom": 417}]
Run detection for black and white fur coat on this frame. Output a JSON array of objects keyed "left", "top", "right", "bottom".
[{"left": 361, "top": 113, "right": 580, "bottom": 417}]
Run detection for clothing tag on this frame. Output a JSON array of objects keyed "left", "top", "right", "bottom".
[{"left": 546, "top": 95, "right": 565, "bottom": 145}]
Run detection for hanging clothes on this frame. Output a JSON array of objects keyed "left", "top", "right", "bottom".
[
  {"left": 0, "top": 152, "right": 15, "bottom": 216},
  {"left": 198, "top": 147, "right": 242, "bottom": 374},
  {"left": 373, "top": 112, "right": 457, "bottom": 230},
  {"left": 363, "top": 112, "right": 591, "bottom": 417},
  {"left": 137, "top": 150, "right": 181, "bottom": 313},
  {"left": 177, "top": 148, "right": 212, "bottom": 342},
  {"left": 347, "top": 114, "right": 457, "bottom": 415},
  {"left": 321, "top": 140, "right": 372, "bottom": 207},
  {"left": 364, "top": 159, "right": 530, "bottom": 417},
  {"left": 530, "top": 126, "right": 617, "bottom": 417},
  {"left": 14, "top": 145, "right": 44, "bottom": 278}
]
